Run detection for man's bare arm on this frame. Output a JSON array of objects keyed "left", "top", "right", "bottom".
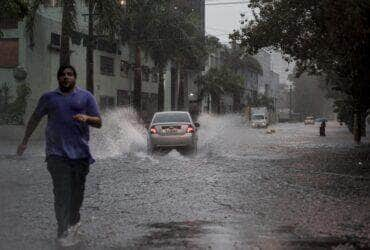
[
  {"left": 17, "top": 112, "right": 42, "bottom": 155},
  {"left": 86, "top": 116, "right": 102, "bottom": 128},
  {"left": 73, "top": 114, "right": 102, "bottom": 128}
]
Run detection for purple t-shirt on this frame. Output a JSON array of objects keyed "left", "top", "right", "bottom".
[{"left": 34, "top": 87, "right": 100, "bottom": 164}]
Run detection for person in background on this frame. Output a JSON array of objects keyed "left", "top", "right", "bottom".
[{"left": 320, "top": 120, "right": 326, "bottom": 136}]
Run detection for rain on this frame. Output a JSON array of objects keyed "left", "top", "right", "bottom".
[{"left": 0, "top": 0, "right": 369, "bottom": 249}]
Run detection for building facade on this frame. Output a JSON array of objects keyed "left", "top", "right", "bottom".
[{"left": 0, "top": 1, "right": 160, "bottom": 139}]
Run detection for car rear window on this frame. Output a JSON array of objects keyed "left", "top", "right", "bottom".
[
  {"left": 153, "top": 113, "right": 190, "bottom": 123},
  {"left": 252, "top": 115, "right": 265, "bottom": 120}
]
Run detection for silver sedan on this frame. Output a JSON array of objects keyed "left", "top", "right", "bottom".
[{"left": 146, "top": 111, "right": 199, "bottom": 154}]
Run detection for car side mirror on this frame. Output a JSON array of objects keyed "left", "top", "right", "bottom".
[{"left": 194, "top": 122, "right": 200, "bottom": 128}]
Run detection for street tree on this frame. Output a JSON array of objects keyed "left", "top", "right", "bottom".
[
  {"left": 231, "top": 0, "right": 370, "bottom": 143},
  {"left": 197, "top": 66, "right": 244, "bottom": 113},
  {"left": 0, "top": 0, "right": 28, "bottom": 37},
  {"left": 170, "top": 6, "right": 206, "bottom": 110},
  {"left": 146, "top": 2, "right": 202, "bottom": 111},
  {"left": 85, "top": 0, "right": 122, "bottom": 94},
  {"left": 289, "top": 71, "right": 334, "bottom": 118},
  {"left": 27, "top": 0, "right": 77, "bottom": 65},
  {"left": 120, "top": 0, "right": 166, "bottom": 113},
  {"left": 221, "top": 44, "right": 262, "bottom": 111},
  {"left": 121, "top": 0, "right": 206, "bottom": 113}
]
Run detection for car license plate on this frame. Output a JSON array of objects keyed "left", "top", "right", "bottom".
[{"left": 165, "top": 128, "right": 176, "bottom": 133}]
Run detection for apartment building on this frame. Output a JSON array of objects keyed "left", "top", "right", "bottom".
[{"left": 0, "top": 1, "right": 160, "bottom": 139}]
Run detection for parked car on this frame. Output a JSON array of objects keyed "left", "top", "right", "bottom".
[
  {"left": 304, "top": 116, "right": 315, "bottom": 125},
  {"left": 146, "top": 111, "right": 199, "bottom": 154}
]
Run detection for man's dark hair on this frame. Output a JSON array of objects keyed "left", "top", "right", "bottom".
[{"left": 57, "top": 65, "right": 77, "bottom": 78}]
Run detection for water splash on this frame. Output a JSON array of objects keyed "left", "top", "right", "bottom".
[
  {"left": 197, "top": 113, "right": 247, "bottom": 155},
  {"left": 91, "top": 108, "right": 147, "bottom": 159},
  {"left": 197, "top": 113, "right": 244, "bottom": 148}
]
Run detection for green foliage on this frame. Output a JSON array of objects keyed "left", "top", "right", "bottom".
[
  {"left": 198, "top": 65, "right": 245, "bottom": 101},
  {"left": 205, "top": 35, "right": 222, "bottom": 54},
  {"left": 121, "top": 1, "right": 206, "bottom": 67},
  {"left": 232, "top": 0, "right": 370, "bottom": 75},
  {"left": 0, "top": 83, "right": 31, "bottom": 125},
  {"left": 93, "top": 0, "right": 122, "bottom": 40},
  {"left": 291, "top": 71, "right": 333, "bottom": 117},
  {"left": 222, "top": 45, "right": 262, "bottom": 75},
  {"left": 232, "top": 0, "right": 370, "bottom": 141},
  {"left": 251, "top": 94, "right": 274, "bottom": 110},
  {"left": 0, "top": 0, "right": 28, "bottom": 19},
  {"left": 0, "top": 0, "right": 28, "bottom": 37},
  {"left": 121, "top": 1, "right": 206, "bottom": 110},
  {"left": 26, "top": 0, "right": 44, "bottom": 46}
]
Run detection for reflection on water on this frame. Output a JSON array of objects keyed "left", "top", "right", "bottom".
[{"left": 134, "top": 220, "right": 356, "bottom": 250}]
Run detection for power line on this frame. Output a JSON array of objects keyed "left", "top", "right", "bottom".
[{"left": 205, "top": 1, "right": 249, "bottom": 6}]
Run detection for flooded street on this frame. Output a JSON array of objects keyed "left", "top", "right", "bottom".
[{"left": 1, "top": 111, "right": 369, "bottom": 249}]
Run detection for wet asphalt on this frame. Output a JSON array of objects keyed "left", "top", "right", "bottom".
[{"left": 0, "top": 112, "right": 369, "bottom": 250}]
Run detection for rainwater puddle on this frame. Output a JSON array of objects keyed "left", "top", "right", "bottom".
[{"left": 133, "top": 220, "right": 360, "bottom": 250}]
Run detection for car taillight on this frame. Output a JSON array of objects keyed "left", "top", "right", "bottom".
[
  {"left": 186, "top": 125, "right": 194, "bottom": 133},
  {"left": 150, "top": 127, "right": 157, "bottom": 134}
]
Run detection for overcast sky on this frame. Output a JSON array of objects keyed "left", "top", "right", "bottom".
[{"left": 205, "top": 1, "right": 251, "bottom": 45}]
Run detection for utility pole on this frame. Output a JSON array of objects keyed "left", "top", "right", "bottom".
[
  {"left": 86, "top": 0, "right": 94, "bottom": 94},
  {"left": 289, "top": 84, "right": 292, "bottom": 119}
]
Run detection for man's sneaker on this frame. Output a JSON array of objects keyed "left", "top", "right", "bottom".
[
  {"left": 56, "top": 226, "right": 81, "bottom": 247},
  {"left": 69, "top": 222, "right": 82, "bottom": 236},
  {"left": 56, "top": 235, "right": 79, "bottom": 247}
]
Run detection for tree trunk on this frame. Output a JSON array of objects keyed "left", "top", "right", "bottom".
[
  {"left": 233, "top": 92, "right": 241, "bottom": 112},
  {"left": 353, "top": 110, "right": 362, "bottom": 144},
  {"left": 178, "top": 76, "right": 184, "bottom": 110},
  {"left": 86, "top": 0, "right": 94, "bottom": 94},
  {"left": 177, "top": 69, "right": 188, "bottom": 111},
  {"left": 60, "top": 0, "right": 74, "bottom": 66},
  {"left": 211, "top": 94, "right": 220, "bottom": 114},
  {"left": 157, "top": 66, "right": 164, "bottom": 111},
  {"left": 182, "top": 70, "right": 189, "bottom": 111},
  {"left": 133, "top": 45, "right": 142, "bottom": 113},
  {"left": 175, "top": 64, "right": 181, "bottom": 110},
  {"left": 353, "top": 77, "right": 365, "bottom": 144}
]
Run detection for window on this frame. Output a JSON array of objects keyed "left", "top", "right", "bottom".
[
  {"left": 120, "top": 60, "right": 129, "bottom": 77},
  {"left": 153, "top": 113, "right": 191, "bottom": 123},
  {"left": 151, "top": 68, "right": 158, "bottom": 83},
  {"left": 100, "top": 56, "right": 114, "bottom": 76},
  {"left": 97, "top": 39, "right": 117, "bottom": 54},
  {"left": 99, "top": 95, "right": 115, "bottom": 110},
  {"left": 0, "top": 38, "right": 18, "bottom": 68},
  {"left": 117, "top": 90, "right": 130, "bottom": 106},
  {"left": 0, "top": 18, "right": 18, "bottom": 29},
  {"left": 50, "top": 33, "right": 60, "bottom": 48},
  {"left": 142, "top": 66, "right": 150, "bottom": 82}
]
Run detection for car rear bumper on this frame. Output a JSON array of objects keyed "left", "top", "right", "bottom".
[
  {"left": 252, "top": 123, "right": 267, "bottom": 128},
  {"left": 150, "top": 133, "right": 195, "bottom": 148}
]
